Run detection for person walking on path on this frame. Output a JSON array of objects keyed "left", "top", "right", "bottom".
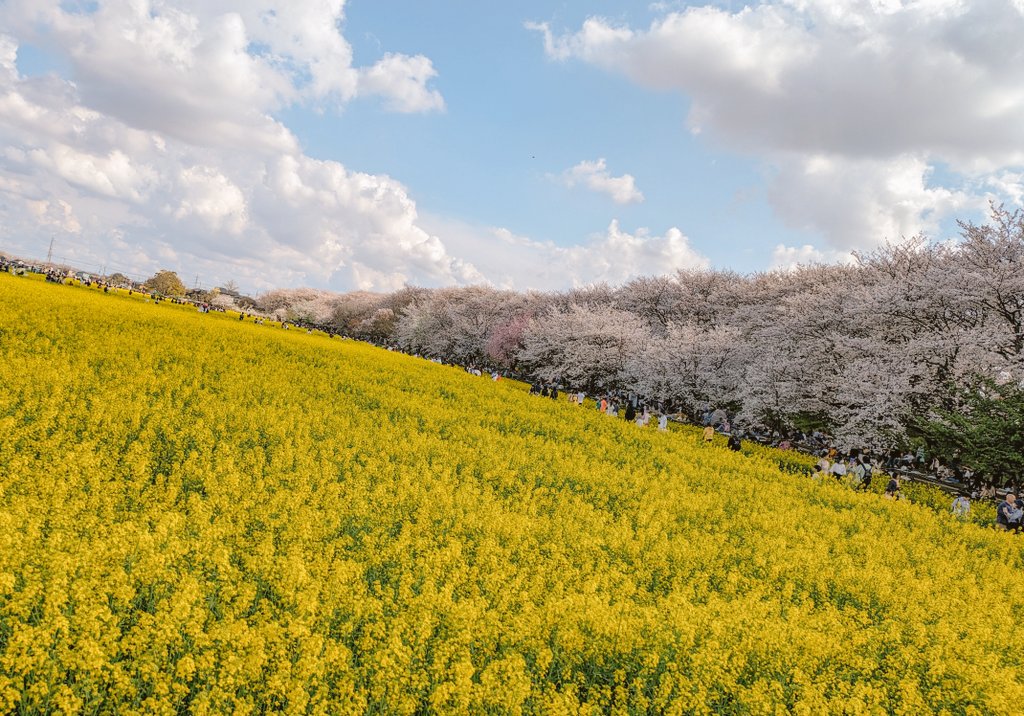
[{"left": 703, "top": 425, "right": 715, "bottom": 445}]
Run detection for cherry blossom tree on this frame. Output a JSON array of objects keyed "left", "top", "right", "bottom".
[
  {"left": 518, "top": 304, "right": 650, "bottom": 392},
  {"left": 281, "top": 206, "right": 1024, "bottom": 454}
]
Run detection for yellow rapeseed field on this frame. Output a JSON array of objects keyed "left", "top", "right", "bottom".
[{"left": 2, "top": 272, "right": 1024, "bottom": 715}]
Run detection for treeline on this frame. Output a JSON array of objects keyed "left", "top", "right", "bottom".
[{"left": 257, "top": 207, "right": 1024, "bottom": 463}]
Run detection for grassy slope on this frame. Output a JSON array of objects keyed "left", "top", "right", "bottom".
[{"left": 1, "top": 272, "right": 1023, "bottom": 715}]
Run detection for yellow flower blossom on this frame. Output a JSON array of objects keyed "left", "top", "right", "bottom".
[{"left": 1, "top": 272, "right": 1023, "bottom": 713}]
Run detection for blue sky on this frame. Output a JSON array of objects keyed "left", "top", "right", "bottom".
[
  {"left": 284, "top": 1, "right": 797, "bottom": 271},
  {"left": 0, "top": 1, "right": 1021, "bottom": 292}
]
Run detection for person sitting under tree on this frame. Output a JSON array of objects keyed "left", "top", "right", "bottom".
[
  {"left": 884, "top": 475, "right": 901, "bottom": 499},
  {"left": 951, "top": 493, "right": 971, "bottom": 519},
  {"left": 996, "top": 493, "right": 1023, "bottom": 532}
]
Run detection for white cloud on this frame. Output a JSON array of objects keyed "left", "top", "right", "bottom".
[
  {"left": 0, "top": 0, "right": 444, "bottom": 153},
  {"left": 28, "top": 145, "right": 157, "bottom": 201},
  {"left": 532, "top": 2, "right": 1024, "bottom": 255},
  {"left": 532, "top": 4, "right": 1024, "bottom": 165},
  {"left": 26, "top": 197, "right": 81, "bottom": 234},
  {"left": 174, "top": 166, "right": 247, "bottom": 234},
  {"left": 358, "top": 53, "right": 445, "bottom": 114},
  {"left": 770, "top": 243, "right": 853, "bottom": 271},
  {"left": 2, "top": 4, "right": 698, "bottom": 294},
  {"left": 767, "top": 154, "right": 972, "bottom": 251},
  {"left": 986, "top": 172, "right": 1024, "bottom": 206},
  {"left": 0, "top": 37, "right": 471, "bottom": 292},
  {"left": 0, "top": 2, "right": 462, "bottom": 292},
  {"left": 1, "top": 15, "right": 687, "bottom": 294},
  {"left": 425, "top": 215, "right": 707, "bottom": 291},
  {"left": 563, "top": 158, "right": 645, "bottom": 205}
]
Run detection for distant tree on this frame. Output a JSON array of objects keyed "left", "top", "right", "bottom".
[
  {"left": 636, "top": 323, "right": 745, "bottom": 420},
  {"left": 394, "top": 286, "right": 531, "bottom": 365},
  {"left": 257, "top": 288, "right": 340, "bottom": 323},
  {"left": 955, "top": 204, "right": 1024, "bottom": 362},
  {"left": 328, "top": 292, "right": 384, "bottom": 335},
  {"left": 144, "top": 270, "right": 186, "bottom": 297},
  {"left": 188, "top": 287, "right": 219, "bottom": 303},
  {"left": 129, "top": 205, "right": 1006, "bottom": 452},
  {"left": 259, "top": 287, "right": 320, "bottom": 313},
  {"left": 353, "top": 308, "right": 397, "bottom": 343},
  {"left": 107, "top": 272, "right": 132, "bottom": 287},
  {"left": 614, "top": 275, "right": 683, "bottom": 334},
  {"left": 919, "top": 376, "right": 1024, "bottom": 487},
  {"left": 235, "top": 295, "right": 260, "bottom": 311},
  {"left": 485, "top": 314, "right": 532, "bottom": 368},
  {"left": 211, "top": 294, "right": 237, "bottom": 310},
  {"left": 519, "top": 304, "right": 650, "bottom": 392}
]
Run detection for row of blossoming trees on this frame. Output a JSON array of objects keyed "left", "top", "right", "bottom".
[{"left": 257, "top": 207, "right": 1024, "bottom": 481}]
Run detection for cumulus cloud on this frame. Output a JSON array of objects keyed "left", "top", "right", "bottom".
[
  {"left": 531, "top": 1, "right": 1024, "bottom": 254},
  {"left": 987, "top": 172, "right": 1024, "bottom": 206},
  {"left": 2, "top": 3, "right": 698, "bottom": 294},
  {"left": 0, "top": 1, "right": 469, "bottom": 293},
  {"left": 26, "top": 197, "right": 81, "bottom": 234},
  {"left": 425, "top": 215, "right": 708, "bottom": 291},
  {"left": 767, "top": 154, "right": 972, "bottom": 251},
  {"left": 770, "top": 243, "right": 855, "bottom": 271},
  {"left": 357, "top": 53, "right": 445, "bottom": 114},
  {"left": 174, "top": 166, "right": 248, "bottom": 235},
  {"left": 0, "top": 7, "right": 687, "bottom": 294},
  {"left": 531, "top": 3, "right": 1024, "bottom": 164},
  {"left": 0, "top": 0, "right": 443, "bottom": 152},
  {"left": 0, "top": 28, "right": 470, "bottom": 292},
  {"left": 563, "top": 158, "right": 645, "bottom": 205}
]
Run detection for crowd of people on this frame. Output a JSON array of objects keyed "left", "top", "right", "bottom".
[{"left": 516, "top": 381, "right": 1012, "bottom": 527}]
